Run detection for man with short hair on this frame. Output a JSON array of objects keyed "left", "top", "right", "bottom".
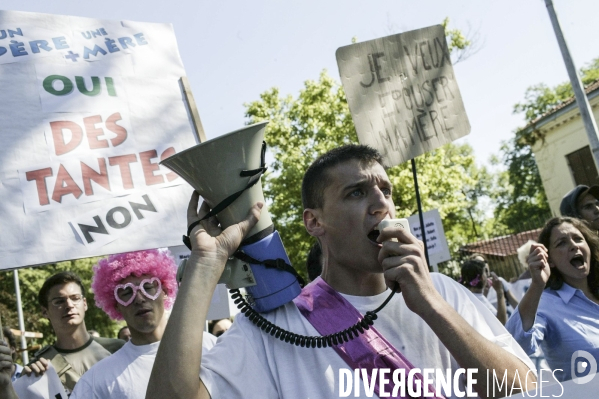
[
  {"left": 24, "top": 271, "right": 124, "bottom": 394},
  {"left": 560, "top": 184, "right": 599, "bottom": 230},
  {"left": 148, "top": 145, "right": 535, "bottom": 398},
  {"left": 70, "top": 249, "right": 216, "bottom": 399}
]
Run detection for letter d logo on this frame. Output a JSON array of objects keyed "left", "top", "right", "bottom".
[{"left": 571, "top": 350, "right": 597, "bottom": 384}]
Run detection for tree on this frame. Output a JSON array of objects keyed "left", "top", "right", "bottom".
[
  {"left": 441, "top": 17, "right": 482, "bottom": 64},
  {"left": 513, "top": 58, "right": 599, "bottom": 123},
  {"left": 245, "top": 71, "right": 491, "bottom": 279},
  {"left": 0, "top": 258, "right": 122, "bottom": 354},
  {"left": 493, "top": 57, "right": 599, "bottom": 231}
]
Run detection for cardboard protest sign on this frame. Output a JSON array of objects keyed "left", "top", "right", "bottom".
[
  {"left": 0, "top": 10, "right": 197, "bottom": 270},
  {"left": 336, "top": 25, "right": 471, "bottom": 167}
]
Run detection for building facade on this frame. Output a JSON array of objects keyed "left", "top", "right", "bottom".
[{"left": 522, "top": 81, "right": 599, "bottom": 216}]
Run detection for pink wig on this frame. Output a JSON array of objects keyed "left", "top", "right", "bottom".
[{"left": 92, "top": 249, "right": 178, "bottom": 320}]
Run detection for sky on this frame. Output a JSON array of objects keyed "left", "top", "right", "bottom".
[{"left": 3, "top": 0, "right": 598, "bottom": 168}]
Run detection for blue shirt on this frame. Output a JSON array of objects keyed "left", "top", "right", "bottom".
[{"left": 506, "top": 283, "right": 599, "bottom": 382}]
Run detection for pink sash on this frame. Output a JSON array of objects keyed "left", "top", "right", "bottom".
[{"left": 293, "top": 277, "right": 444, "bottom": 399}]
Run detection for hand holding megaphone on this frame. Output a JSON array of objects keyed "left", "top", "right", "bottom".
[
  {"left": 162, "top": 122, "right": 302, "bottom": 312},
  {"left": 377, "top": 219, "right": 441, "bottom": 317},
  {"left": 184, "top": 191, "right": 264, "bottom": 275}
]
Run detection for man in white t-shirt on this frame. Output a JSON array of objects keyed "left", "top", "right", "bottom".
[
  {"left": 70, "top": 249, "right": 216, "bottom": 399},
  {"left": 148, "top": 145, "right": 536, "bottom": 398}
]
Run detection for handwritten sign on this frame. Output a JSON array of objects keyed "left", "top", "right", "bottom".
[{"left": 336, "top": 25, "right": 470, "bottom": 167}]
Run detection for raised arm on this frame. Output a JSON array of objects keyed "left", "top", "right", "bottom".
[
  {"left": 377, "top": 226, "right": 536, "bottom": 399},
  {"left": 490, "top": 272, "right": 508, "bottom": 325},
  {"left": 515, "top": 244, "right": 550, "bottom": 331},
  {"left": 146, "top": 192, "right": 262, "bottom": 399}
]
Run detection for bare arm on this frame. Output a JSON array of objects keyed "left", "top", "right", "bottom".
[
  {"left": 146, "top": 192, "right": 262, "bottom": 399},
  {"left": 505, "top": 289, "right": 520, "bottom": 309},
  {"left": 491, "top": 272, "right": 508, "bottom": 325},
  {"left": 516, "top": 244, "right": 550, "bottom": 332},
  {"left": 378, "top": 227, "right": 536, "bottom": 399}
]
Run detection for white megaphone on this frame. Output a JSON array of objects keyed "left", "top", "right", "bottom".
[{"left": 160, "top": 121, "right": 302, "bottom": 313}]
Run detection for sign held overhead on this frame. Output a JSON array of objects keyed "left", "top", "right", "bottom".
[{"left": 336, "top": 25, "right": 471, "bottom": 167}]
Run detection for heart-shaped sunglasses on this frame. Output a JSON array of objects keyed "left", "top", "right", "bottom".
[{"left": 114, "top": 277, "right": 162, "bottom": 307}]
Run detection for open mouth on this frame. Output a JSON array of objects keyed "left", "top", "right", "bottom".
[
  {"left": 367, "top": 228, "right": 380, "bottom": 243},
  {"left": 570, "top": 254, "right": 585, "bottom": 268}
]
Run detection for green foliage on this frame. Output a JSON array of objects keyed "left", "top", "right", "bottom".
[
  {"left": 245, "top": 71, "right": 357, "bottom": 278},
  {"left": 441, "top": 17, "right": 471, "bottom": 54},
  {"left": 494, "top": 57, "right": 599, "bottom": 230},
  {"left": 245, "top": 71, "right": 491, "bottom": 278},
  {"left": 491, "top": 140, "right": 551, "bottom": 233},
  {"left": 441, "top": 17, "right": 479, "bottom": 64},
  {"left": 0, "top": 258, "right": 123, "bottom": 354},
  {"left": 513, "top": 58, "right": 599, "bottom": 128}
]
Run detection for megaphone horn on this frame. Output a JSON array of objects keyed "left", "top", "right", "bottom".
[{"left": 160, "top": 122, "right": 302, "bottom": 313}]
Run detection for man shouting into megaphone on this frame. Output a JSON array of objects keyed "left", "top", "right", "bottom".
[{"left": 148, "top": 145, "right": 536, "bottom": 399}]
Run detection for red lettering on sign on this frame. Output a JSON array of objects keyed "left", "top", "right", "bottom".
[
  {"left": 84, "top": 115, "right": 109, "bottom": 150},
  {"left": 51, "top": 121, "right": 83, "bottom": 156},
  {"left": 109, "top": 154, "right": 137, "bottom": 189},
  {"left": 160, "top": 147, "right": 179, "bottom": 182},
  {"left": 139, "top": 150, "right": 164, "bottom": 186},
  {"left": 26, "top": 168, "right": 53, "bottom": 206},
  {"left": 105, "top": 112, "right": 128, "bottom": 147},
  {"left": 81, "top": 158, "right": 110, "bottom": 195},
  {"left": 52, "top": 165, "right": 83, "bottom": 203}
]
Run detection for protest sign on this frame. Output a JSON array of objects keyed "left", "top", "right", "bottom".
[
  {"left": 13, "top": 362, "right": 67, "bottom": 399},
  {"left": 407, "top": 209, "right": 451, "bottom": 271},
  {"left": 336, "top": 25, "right": 470, "bottom": 167},
  {"left": 0, "top": 10, "right": 198, "bottom": 270}
]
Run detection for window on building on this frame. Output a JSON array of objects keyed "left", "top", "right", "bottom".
[{"left": 566, "top": 146, "right": 599, "bottom": 186}]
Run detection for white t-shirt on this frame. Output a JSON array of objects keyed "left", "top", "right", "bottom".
[
  {"left": 474, "top": 292, "right": 498, "bottom": 316},
  {"left": 200, "top": 273, "right": 534, "bottom": 399},
  {"left": 71, "top": 332, "right": 216, "bottom": 399}
]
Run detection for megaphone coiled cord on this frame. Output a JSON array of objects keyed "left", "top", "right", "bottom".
[{"left": 229, "top": 285, "right": 397, "bottom": 348}]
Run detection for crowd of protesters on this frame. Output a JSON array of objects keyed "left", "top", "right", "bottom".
[{"left": 1, "top": 150, "right": 599, "bottom": 398}]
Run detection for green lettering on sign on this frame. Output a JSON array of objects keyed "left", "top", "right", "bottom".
[{"left": 43, "top": 75, "right": 74, "bottom": 96}]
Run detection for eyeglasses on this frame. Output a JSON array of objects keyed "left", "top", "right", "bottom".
[
  {"left": 50, "top": 294, "right": 85, "bottom": 309},
  {"left": 114, "top": 277, "right": 162, "bottom": 307}
]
